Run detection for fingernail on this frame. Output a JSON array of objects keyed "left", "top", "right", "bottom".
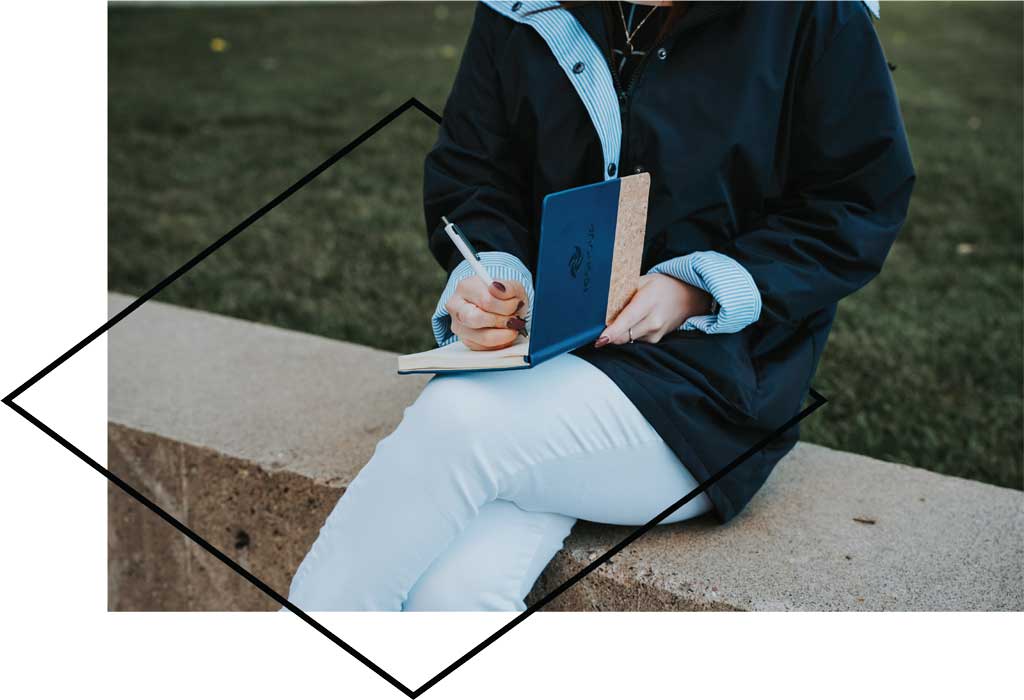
[
  {"left": 507, "top": 317, "right": 526, "bottom": 331},
  {"left": 492, "top": 281, "right": 507, "bottom": 293},
  {"left": 594, "top": 335, "right": 610, "bottom": 348},
  {"left": 516, "top": 300, "right": 524, "bottom": 311}
]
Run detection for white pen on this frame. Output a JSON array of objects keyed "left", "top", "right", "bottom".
[{"left": 442, "top": 216, "right": 495, "bottom": 287}]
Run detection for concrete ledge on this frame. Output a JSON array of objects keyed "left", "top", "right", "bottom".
[{"left": 108, "top": 293, "right": 1024, "bottom": 611}]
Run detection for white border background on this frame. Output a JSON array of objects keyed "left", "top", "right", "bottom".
[{"left": 1, "top": 1, "right": 1019, "bottom": 698}]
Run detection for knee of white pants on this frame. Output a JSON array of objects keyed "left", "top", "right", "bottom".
[
  {"left": 335, "top": 373, "right": 518, "bottom": 530},
  {"left": 375, "top": 373, "right": 513, "bottom": 477},
  {"left": 406, "top": 373, "right": 507, "bottom": 437}
]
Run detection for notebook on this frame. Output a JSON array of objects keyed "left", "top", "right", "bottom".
[{"left": 398, "top": 172, "right": 650, "bottom": 374}]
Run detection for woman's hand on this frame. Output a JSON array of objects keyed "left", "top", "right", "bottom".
[
  {"left": 595, "top": 273, "right": 713, "bottom": 347},
  {"left": 446, "top": 277, "right": 529, "bottom": 350}
]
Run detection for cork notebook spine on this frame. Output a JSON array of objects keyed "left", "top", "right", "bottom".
[{"left": 605, "top": 172, "right": 651, "bottom": 325}]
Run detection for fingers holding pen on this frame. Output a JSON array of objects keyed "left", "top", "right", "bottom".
[
  {"left": 485, "top": 277, "right": 528, "bottom": 305},
  {"left": 456, "top": 276, "right": 523, "bottom": 316},
  {"left": 448, "top": 296, "right": 524, "bottom": 332},
  {"left": 440, "top": 218, "right": 530, "bottom": 350},
  {"left": 451, "top": 318, "right": 520, "bottom": 350},
  {"left": 452, "top": 276, "right": 528, "bottom": 317},
  {"left": 446, "top": 275, "right": 529, "bottom": 351}
]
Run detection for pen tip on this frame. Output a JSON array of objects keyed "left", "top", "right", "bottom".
[{"left": 441, "top": 216, "right": 451, "bottom": 226}]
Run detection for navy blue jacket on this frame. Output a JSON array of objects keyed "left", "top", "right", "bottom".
[{"left": 423, "top": 1, "right": 915, "bottom": 523}]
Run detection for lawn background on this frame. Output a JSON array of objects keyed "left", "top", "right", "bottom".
[{"left": 108, "top": 1, "right": 1023, "bottom": 490}]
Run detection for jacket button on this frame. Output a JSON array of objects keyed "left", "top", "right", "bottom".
[
  {"left": 511, "top": 1, "right": 522, "bottom": 10},
  {"left": 618, "top": 91, "right": 627, "bottom": 103},
  {"left": 634, "top": 165, "right": 644, "bottom": 174},
  {"left": 657, "top": 47, "right": 668, "bottom": 60},
  {"left": 607, "top": 163, "right": 617, "bottom": 176},
  {"left": 572, "top": 61, "right": 585, "bottom": 74}
]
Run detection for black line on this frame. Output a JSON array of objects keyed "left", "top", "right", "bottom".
[
  {"left": 4, "top": 95, "right": 827, "bottom": 698},
  {"left": 411, "top": 389, "right": 827, "bottom": 697}
]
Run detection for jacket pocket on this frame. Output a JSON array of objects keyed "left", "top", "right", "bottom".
[{"left": 659, "top": 328, "right": 760, "bottom": 422}]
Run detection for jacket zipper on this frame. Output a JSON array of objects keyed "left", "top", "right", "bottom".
[
  {"left": 604, "top": 1, "right": 737, "bottom": 172},
  {"left": 607, "top": 32, "right": 672, "bottom": 173}
]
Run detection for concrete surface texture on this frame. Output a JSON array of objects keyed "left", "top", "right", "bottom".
[{"left": 107, "top": 293, "right": 1024, "bottom": 611}]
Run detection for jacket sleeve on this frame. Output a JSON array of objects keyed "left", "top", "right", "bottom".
[
  {"left": 715, "top": 5, "right": 915, "bottom": 327},
  {"left": 648, "top": 250, "right": 762, "bottom": 333},
  {"left": 422, "top": 4, "right": 536, "bottom": 345}
]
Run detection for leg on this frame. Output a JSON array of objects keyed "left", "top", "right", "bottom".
[
  {"left": 403, "top": 499, "right": 576, "bottom": 612},
  {"left": 402, "top": 419, "right": 710, "bottom": 613},
  {"left": 502, "top": 435, "right": 712, "bottom": 526},
  {"left": 287, "top": 352, "right": 709, "bottom": 611}
]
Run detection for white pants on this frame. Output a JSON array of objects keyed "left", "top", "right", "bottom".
[{"left": 286, "top": 352, "right": 712, "bottom": 611}]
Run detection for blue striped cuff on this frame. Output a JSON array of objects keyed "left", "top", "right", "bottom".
[
  {"left": 431, "top": 251, "right": 535, "bottom": 347},
  {"left": 648, "top": 251, "right": 762, "bottom": 334}
]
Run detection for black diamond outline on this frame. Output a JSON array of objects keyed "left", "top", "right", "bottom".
[{"left": 3, "top": 97, "right": 827, "bottom": 698}]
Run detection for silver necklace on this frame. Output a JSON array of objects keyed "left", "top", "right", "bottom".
[{"left": 617, "top": 1, "right": 659, "bottom": 56}]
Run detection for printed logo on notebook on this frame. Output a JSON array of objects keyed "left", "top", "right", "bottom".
[{"left": 568, "top": 245, "right": 583, "bottom": 278}]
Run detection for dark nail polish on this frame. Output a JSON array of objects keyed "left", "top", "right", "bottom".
[
  {"left": 516, "top": 299, "right": 524, "bottom": 311},
  {"left": 492, "top": 281, "right": 507, "bottom": 293},
  {"left": 594, "top": 335, "right": 610, "bottom": 348},
  {"left": 507, "top": 317, "right": 526, "bottom": 331}
]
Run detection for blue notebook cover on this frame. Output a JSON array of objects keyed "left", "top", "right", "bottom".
[
  {"left": 398, "top": 173, "right": 649, "bottom": 374},
  {"left": 527, "top": 177, "right": 622, "bottom": 366}
]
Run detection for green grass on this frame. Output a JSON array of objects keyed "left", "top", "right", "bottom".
[{"left": 108, "top": 2, "right": 1023, "bottom": 490}]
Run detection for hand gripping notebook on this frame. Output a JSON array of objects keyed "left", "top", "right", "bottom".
[{"left": 398, "top": 172, "right": 650, "bottom": 374}]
